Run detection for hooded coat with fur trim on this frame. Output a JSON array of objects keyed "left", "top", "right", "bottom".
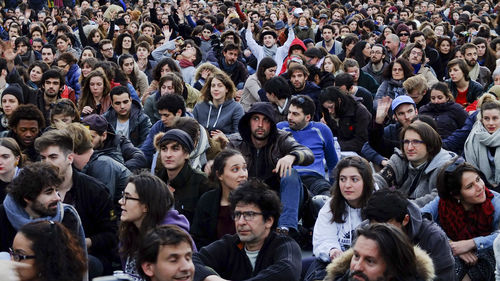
[{"left": 324, "top": 246, "right": 435, "bottom": 281}]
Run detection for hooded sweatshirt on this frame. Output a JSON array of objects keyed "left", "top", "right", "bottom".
[
  {"left": 192, "top": 99, "right": 244, "bottom": 134},
  {"left": 280, "top": 38, "right": 307, "bottom": 75}
]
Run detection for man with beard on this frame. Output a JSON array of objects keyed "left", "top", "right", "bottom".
[
  {"left": 277, "top": 95, "right": 338, "bottom": 196},
  {"left": 287, "top": 65, "right": 322, "bottom": 121},
  {"left": 214, "top": 43, "right": 248, "bottom": 92},
  {"left": 315, "top": 25, "right": 342, "bottom": 55},
  {"left": 0, "top": 162, "right": 87, "bottom": 254},
  {"left": 193, "top": 180, "right": 302, "bottom": 281},
  {"left": 34, "top": 70, "right": 66, "bottom": 122},
  {"left": 361, "top": 44, "right": 389, "bottom": 84},
  {"left": 324, "top": 223, "right": 435, "bottom": 281},
  {"left": 5, "top": 104, "right": 45, "bottom": 161},
  {"left": 35, "top": 130, "right": 118, "bottom": 277},
  {"left": 461, "top": 43, "right": 492, "bottom": 90},
  {"left": 227, "top": 102, "right": 314, "bottom": 235}
]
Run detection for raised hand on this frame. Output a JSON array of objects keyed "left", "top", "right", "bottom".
[{"left": 375, "top": 96, "right": 392, "bottom": 124}]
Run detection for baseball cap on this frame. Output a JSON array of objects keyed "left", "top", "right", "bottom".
[{"left": 391, "top": 95, "right": 416, "bottom": 112}]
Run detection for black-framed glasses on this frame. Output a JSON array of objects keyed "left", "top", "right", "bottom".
[
  {"left": 231, "top": 211, "right": 263, "bottom": 221},
  {"left": 120, "top": 191, "right": 140, "bottom": 203},
  {"left": 445, "top": 157, "right": 465, "bottom": 173},
  {"left": 9, "top": 248, "right": 36, "bottom": 262},
  {"left": 399, "top": 33, "right": 409, "bottom": 36},
  {"left": 402, "top": 139, "right": 425, "bottom": 147}
]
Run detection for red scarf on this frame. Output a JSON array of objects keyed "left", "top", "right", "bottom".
[
  {"left": 438, "top": 188, "right": 494, "bottom": 241},
  {"left": 178, "top": 59, "right": 194, "bottom": 68}
]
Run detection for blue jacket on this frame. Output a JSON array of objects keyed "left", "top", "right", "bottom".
[
  {"left": 291, "top": 81, "right": 322, "bottom": 121},
  {"left": 103, "top": 99, "right": 152, "bottom": 147},
  {"left": 421, "top": 190, "right": 500, "bottom": 250},
  {"left": 277, "top": 121, "right": 338, "bottom": 179},
  {"left": 66, "top": 64, "right": 81, "bottom": 98}
]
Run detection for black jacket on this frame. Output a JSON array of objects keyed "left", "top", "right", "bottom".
[
  {"left": 193, "top": 232, "right": 302, "bottom": 281},
  {"left": 419, "top": 101, "right": 468, "bottom": 139},
  {"left": 157, "top": 162, "right": 209, "bottom": 224},
  {"left": 64, "top": 168, "right": 118, "bottom": 258}
]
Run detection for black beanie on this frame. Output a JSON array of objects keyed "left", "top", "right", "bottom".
[
  {"left": 159, "top": 129, "right": 194, "bottom": 153},
  {"left": 2, "top": 83, "right": 24, "bottom": 104}
]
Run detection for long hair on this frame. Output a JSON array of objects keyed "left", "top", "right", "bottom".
[
  {"left": 200, "top": 72, "right": 236, "bottom": 102},
  {"left": 18, "top": 221, "right": 87, "bottom": 281},
  {"left": 330, "top": 156, "right": 374, "bottom": 223},
  {"left": 119, "top": 54, "right": 138, "bottom": 89},
  {"left": 256, "top": 57, "right": 277, "bottom": 86},
  {"left": 351, "top": 41, "right": 370, "bottom": 68},
  {"left": 119, "top": 173, "right": 174, "bottom": 258},
  {"left": 78, "top": 70, "right": 111, "bottom": 112}
]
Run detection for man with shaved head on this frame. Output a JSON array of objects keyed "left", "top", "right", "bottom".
[{"left": 384, "top": 34, "right": 403, "bottom": 62}]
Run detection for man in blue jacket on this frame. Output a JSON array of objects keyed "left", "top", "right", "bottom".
[{"left": 277, "top": 95, "right": 338, "bottom": 195}]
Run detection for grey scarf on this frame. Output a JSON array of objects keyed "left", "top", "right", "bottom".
[
  {"left": 464, "top": 121, "right": 500, "bottom": 185},
  {"left": 263, "top": 44, "right": 278, "bottom": 58}
]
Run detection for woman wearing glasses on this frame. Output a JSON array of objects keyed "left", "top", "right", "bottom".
[
  {"left": 306, "top": 156, "right": 375, "bottom": 281},
  {"left": 464, "top": 98, "right": 500, "bottom": 187},
  {"left": 119, "top": 173, "right": 191, "bottom": 281},
  {"left": 421, "top": 160, "right": 500, "bottom": 281},
  {"left": 11, "top": 220, "right": 87, "bottom": 281},
  {"left": 191, "top": 149, "right": 248, "bottom": 248}
]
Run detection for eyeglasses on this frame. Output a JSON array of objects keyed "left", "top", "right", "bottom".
[
  {"left": 57, "top": 63, "right": 68, "bottom": 69},
  {"left": 402, "top": 139, "right": 425, "bottom": 147},
  {"left": 370, "top": 50, "right": 383, "bottom": 54},
  {"left": 399, "top": 33, "right": 409, "bottom": 36},
  {"left": 120, "top": 191, "right": 140, "bottom": 203},
  {"left": 231, "top": 211, "right": 263, "bottom": 221},
  {"left": 9, "top": 248, "right": 36, "bottom": 262},
  {"left": 445, "top": 157, "right": 465, "bottom": 173},
  {"left": 410, "top": 50, "right": 423, "bottom": 56},
  {"left": 101, "top": 47, "right": 113, "bottom": 52}
]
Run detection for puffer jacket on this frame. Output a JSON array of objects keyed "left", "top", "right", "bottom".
[
  {"left": 419, "top": 101, "right": 468, "bottom": 139},
  {"left": 374, "top": 78, "right": 407, "bottom": 105},
  {"left": 66, "top": 63, "right": 81, "bottom": 97},
  {"left": 280, "top": 38, "right": 307, "bottom": 75}
]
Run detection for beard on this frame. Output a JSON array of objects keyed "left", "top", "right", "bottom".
[
  {"left": 31, "top": 200, "right": 58, "bottom": 217},
  {"left": 348, "top": 270, "right": 387, "bottom": 281},
  {"left": 466, "top": 59, "right": 476, "bottom": 67}
]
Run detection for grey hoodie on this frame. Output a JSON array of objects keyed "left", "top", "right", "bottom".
[{"left": 192, "top": 99, "right": 244, "bottom": 135}]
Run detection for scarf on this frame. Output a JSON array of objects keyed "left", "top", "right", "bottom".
[
  {"left": 438, "top": 187, "right": 494, "bottom": 241},
  {"left": 3, "top": 194, "right": 63, "bottom": 230},
  {"left": 178, "top": 59, "right": 194, "bottom": 68},
  {"left": 263, "top": 44, "right": 278, "bottom": 58},
  {"left": 469, "top": 63, "right": 480, "bottom": 82},
  {"left": 412, "top": 63, "right": 422, "bottom": 74},
  {"left": 221, "top": 58, "right": 237, "bottom": 73},
  {"left": 464, "top": 121, "right": 500, "bottom": 185}
]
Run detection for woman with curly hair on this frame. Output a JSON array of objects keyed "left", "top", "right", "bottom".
[
  {"left": 11, "top": 220, "right": 87, "bottom": 281},
  {"left": 78, "top": 70, "right": 111, "bottom": 116},
  {"left": 114, "top": 33, "right": 136, "bottom": 56}
]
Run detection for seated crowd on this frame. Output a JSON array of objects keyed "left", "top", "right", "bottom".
[{"left": 1, "top": 0, "right": 500, "bottom": 281}]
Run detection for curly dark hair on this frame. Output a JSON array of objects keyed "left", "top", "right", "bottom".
[
  {"left": 18, "top": 221, "right": 87, "bottom": 281},
  {"left": 7, "top": 162, "right": 62, "bottom": 207},
  {"left": 119, "top": 173, "right": 174, "bottom": 258},
  {"left": 8, "top": 104, "right": 46, "bottom": 130},
  {"left": 229, "top": 179, "right": 282, "bottom": 228},
  {"left": 114, "top": 33, "right": 136, "bottom": 56},
  {"left": 382, "top": 58, "right": 414, "bottom": 80}
]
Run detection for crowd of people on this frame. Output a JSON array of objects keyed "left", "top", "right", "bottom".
[{"left": 0, "top": 0, "right": 500, "bottom": 280}]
